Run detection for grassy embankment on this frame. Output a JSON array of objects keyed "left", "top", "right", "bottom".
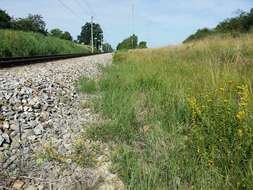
[
  {"left": 0, "top": 29, "right": 90, "bottom": 58},
  {"left": 79, "top": 34, "right": 253, "bottom": 189}
]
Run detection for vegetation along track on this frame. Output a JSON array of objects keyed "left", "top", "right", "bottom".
[{"left": 0, "top": 53, "right": 124, "bottom": 190}]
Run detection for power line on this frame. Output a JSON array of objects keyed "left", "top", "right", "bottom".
[
  {"left": 132, "top": 3, "right": 135, "bottom": 35},
  {"left": 74, "top": 0, "right": 90, "bottom": 16},
  {"left": 82, "top": 0, "right": 97, "bottom": 18},
  {"left": 57, "top": 0, "right": 80, "bottom": 18}
]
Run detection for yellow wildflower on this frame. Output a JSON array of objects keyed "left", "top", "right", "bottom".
[
  {"left": 238, "top": 129, "right": 243, "bottom": 137},
  {"left": 236, "top": 111, "right": 246, "bottom": 121},
  {"left": 219, "top": 88, "right": 225, "bottom": 92}
]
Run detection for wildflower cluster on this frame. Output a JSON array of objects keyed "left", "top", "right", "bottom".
[
  {"left": 187, "top": 81, "right": 253, "bottom": 188},
  {"left": 236, "top": 84, "right": 250, "bottom": 121}
]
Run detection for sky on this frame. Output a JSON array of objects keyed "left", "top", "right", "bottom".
[{"left": 0, "top": 0, "right": 253, "bottom": 48}]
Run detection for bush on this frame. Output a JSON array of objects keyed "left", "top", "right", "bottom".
[{"left": 117, "top": 34, "right": 138, "bottom": 50}]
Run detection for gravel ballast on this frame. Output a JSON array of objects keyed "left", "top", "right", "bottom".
[{"left": 0, "top": 54, "right": 124, "bottom": 190}]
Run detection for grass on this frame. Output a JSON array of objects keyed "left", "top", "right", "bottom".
[
  {"left": 0, "top": 29, "right": 90, "bottom": 58},
  {"left": 80, "top": 34, "right": 253, "bottom": 189},
  {"left": 78, "top": 77, "right": 97, "bottom": 94}
]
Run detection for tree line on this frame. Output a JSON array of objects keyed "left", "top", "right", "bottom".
[
  {"left": 116, "top": 34, "right": 147, "bottom": 50},
  {"left": 0, "top": 9, "right": 114, "bottom": 52},
  {"left": 184, "top": 8, "right": 253, "bottom": 42}
]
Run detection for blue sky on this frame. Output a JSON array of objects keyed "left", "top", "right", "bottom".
[{"left": 0, "top": 0, "right": 253, "bottom": 48}]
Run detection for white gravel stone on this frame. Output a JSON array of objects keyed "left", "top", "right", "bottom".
[{"left": 0, "top": 54, "right": 123, "bottom": 189}]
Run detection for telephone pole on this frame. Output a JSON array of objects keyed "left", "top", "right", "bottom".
[
  {"left": 91, "top": 16, "right": 94, "bottom": 53},
  {"left": 131, "top": 3, "right": 134, "bottom": 48}
]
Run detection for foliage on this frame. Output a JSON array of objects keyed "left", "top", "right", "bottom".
[
  {"left": 78, "top": 22, "right": 103, "bottom": 50},
  {"left": 116, "top": 34, "right": 138, "bottom": 50},
  {"left": 102, "top": 43, "right": 114, "bottom": 53},
  {"left": 61, "top": 31, "right": 72, "bottom": 41},
  {"left": 185, "top": 8, "right": 253, "bottom": 42},
  {"left": 0, "top": 29, "right": 90, "bottom": 58},
  {"left": 184, "top": 28, "right": 215, "bottom": 42},
  {"left": 216, "top": 10, "right": 253, "bottom": 33},
  {"left": 0, "top": 9, "right": 75, "bottom": 40},
  {"left": 187, "top": 83, "right": 253, "bottom": 189},
  {"left": 78, "top": 77, "right": 97, "bottom": 94},
  {"left": 138, "top": 41, "right": 147, "bottom": 48},
  {"left": 0, "top": 9, "right": 11, "bottom": 29},
  {"left": 50, "top": 28, "right": 72, "bottom": 41},
  {"left": 12, "top": 14, "right": 47, "bottom": 34},
  {"left": 49, "top": 28, "right": 62, "bottom": 38},
  {"left": 85, "top": 34, "right": 253, "bottom": 189}
]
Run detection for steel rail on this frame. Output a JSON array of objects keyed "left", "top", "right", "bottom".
[{"left": 0, "top": 52, "right": 104, "bottom": 68}]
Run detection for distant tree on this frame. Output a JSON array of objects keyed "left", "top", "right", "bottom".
[
  {"left": 12, "top": 14, "right": 47, "bottom": 34},
  {"left": 184, "top": 8, "right": 253, "bottom": 43},
  {"left": 184, "top": 28, "right": 214, "bottom": 43},
  {"left": 50, "top": 29, "right": 73, "bottom": 41},
  {"left": 138, "top": 41, "right": 147, "bottom": 48},
  {"left": 117, "top": 34, "right": 138, "bottom": 50},
  {"left": 61, "top": 31, "right": 72, "bottom": 41},
  {"left": 250, "top": 8, "right": 253, "bottom": 16},
  {"left": 50, "top": 28, "right": 63, "bottom": 38},
  {"left": 0, "top": 9, "right": 11, "bottom": 29},
  {"left": 78, "top": 22, "right": 103, "bottom": 49},
  {"left": 102, "top": 43, "right": 114, "bottom": 53}
]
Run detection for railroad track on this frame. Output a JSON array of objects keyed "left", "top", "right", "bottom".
[{"left": 0, "top": 52, "right": 104, "bottom": 68}]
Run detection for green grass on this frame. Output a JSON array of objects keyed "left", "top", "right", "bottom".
[
  {"left": 78, "top": 77, "right": 97, "bottom": 94},
  {"left": 83, "top": 34, "right": 253, "bottom": 189},
  {"left": 0, "top": 29, "right": 90, "bottom": 58}
]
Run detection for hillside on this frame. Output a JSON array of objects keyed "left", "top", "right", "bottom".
[
  {"left": 81, "top": 33, "right": 253, "bottom": 189},
  {"left": 0, "top": 29, "right": 91, "bottom": 58}
]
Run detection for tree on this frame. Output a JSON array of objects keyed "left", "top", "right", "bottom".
[
  {"left": 12, "top": 14, "right": 47, "bottom": 34},
  {"left": 61, "top": 31, "right": 72, "bottom": 41},
  {"left": 117, "top": 34, "right": 138, "bottom": 50},
  {"left": 138, "top": 41, "right": 147, "bottom": 48},
  {"left": 102, "top": 43, "right": 114, "bottom": 53},
  {"left": 184, "top": 28, "right": 214, "bottom": 43},
  {"left": 50, "top": 29, "right": 73, "bottom": 41},
  {"left": 78, "top": 22, "right": 103, "bottom": 49},
  {"left": 0, "top": 9, "right": 11, "bottom": 29},
  {"left": 50, "top": 28, "right": 63, "bottom": 38},
  {"left": 184, "top": 8, "right": 253, "bottom": 43}
]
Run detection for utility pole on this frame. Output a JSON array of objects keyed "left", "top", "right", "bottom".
[
  {"left": 91, "top": 16, "right": 94, "bottom": 53},
  {"left": 131, "top": 3, "right": 134, "bottom": 48}
]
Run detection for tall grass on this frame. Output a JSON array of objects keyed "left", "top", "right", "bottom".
[
  {"left": 84, "top": 34, "right": 253, "bottom": 189},
  {"left": 0, "top": 29, "right": 90, "bottom": 58}
]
